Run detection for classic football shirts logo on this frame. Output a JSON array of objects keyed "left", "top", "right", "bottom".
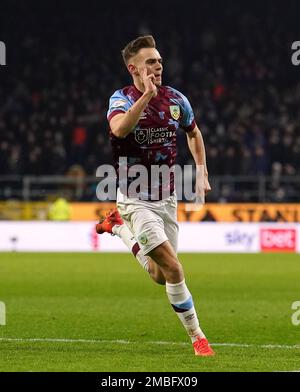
[{"left": 134, "top": 127, "right": 175, "bottom": 144}]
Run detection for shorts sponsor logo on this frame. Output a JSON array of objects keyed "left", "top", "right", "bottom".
[
  {"left": 138, "top": 233, "right": 148, "bottom": 245},
  {"left": 260, "top": 228, "right": 296, "bottom": 252}
]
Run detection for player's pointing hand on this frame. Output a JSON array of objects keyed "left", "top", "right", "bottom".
[{"left": 141, "top": 67, "right": 157, "bottom": 97}]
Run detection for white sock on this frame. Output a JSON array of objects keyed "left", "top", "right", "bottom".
[
  {"left": 112, "top": 224, "right": 149, "bottom": 272},
  {"left": 166, "top": 279, "right": 205, "bottom": 342}
]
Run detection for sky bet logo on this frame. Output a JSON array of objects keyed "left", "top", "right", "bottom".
[
  {"left": 0, "top": 41, "right": 6, "bottom": 65},
  {"left": 225, "top": 230, "right": 255, "bottom": 250}
]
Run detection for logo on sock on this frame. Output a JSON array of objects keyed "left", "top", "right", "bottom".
[{"left": 185, "top": 314, "right": 195, "bottom": 322}]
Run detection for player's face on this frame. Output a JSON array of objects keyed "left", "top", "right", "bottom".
[{"left": 132, "top": 48, "right": 163, "bottom": 86}]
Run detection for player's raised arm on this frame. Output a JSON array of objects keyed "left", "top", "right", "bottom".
[
  {"left": 186, "top": 125, "right": 211, "bottom": 194},
  {"left": 110, "top": 68, "right": 156, "bottom": 138}
]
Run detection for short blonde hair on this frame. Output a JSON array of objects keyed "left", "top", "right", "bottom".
[{"left": 121, "top": 35, "right": 156, "bottom": 65}]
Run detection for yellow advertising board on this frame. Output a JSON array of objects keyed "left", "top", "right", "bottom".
[
  {"left": 70, "top": 203, "right": 300, "bottom": 222},
  {"left": 1, "top": 201, "right": 300, "bottom": 222}
]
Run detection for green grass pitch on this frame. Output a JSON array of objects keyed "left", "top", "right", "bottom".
[{"left": 0, "top": 252, "right": 299, "bottom": 372}]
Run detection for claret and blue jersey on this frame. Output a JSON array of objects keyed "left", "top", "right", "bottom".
[{"left": 107, "top": 85, "right": 196, "bottom": 198}]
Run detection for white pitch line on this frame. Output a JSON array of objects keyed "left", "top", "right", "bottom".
[
  {"left": 0, "top": 337, "right": 299, "bottom": 350},
  {"left": 280, "top": 370, "right": 300, "bottom": 372}
]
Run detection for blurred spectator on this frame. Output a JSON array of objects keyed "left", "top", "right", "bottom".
[
  {"left": 71, "top": 119, "right": 87, "bottom": 165},
  {"left": 64, "top": 164, "right": 87, "bottom": 200},
  {"left": 48, "top": 197, "right": 71, "bottom": 221}
]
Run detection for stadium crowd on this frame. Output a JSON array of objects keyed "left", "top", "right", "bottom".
[{"left": 0, "top": 2, "right": 299, "bottom": 201}]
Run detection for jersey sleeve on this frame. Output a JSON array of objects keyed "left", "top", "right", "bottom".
[
  {"left": 107, "top": 90, "right": 132, "bottom": 122},
  {"left": 178, "top": 92, "right": 196, "bottom": 133},
  {"left": 168, "top": 87, "right": 196, "bottom": 132}
]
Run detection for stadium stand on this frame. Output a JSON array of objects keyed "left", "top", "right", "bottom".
[{"left": 0, "top": 1, "right": 300, "bottom": 202}]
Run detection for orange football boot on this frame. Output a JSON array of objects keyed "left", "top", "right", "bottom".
[
  {"left": 95, "top": 208, "right": 124, "bottom": 235},
  {"left": 193, "top": 337, "right": 215, "bottom": 356}
]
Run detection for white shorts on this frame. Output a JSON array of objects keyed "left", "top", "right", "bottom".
[{"left": 116, "top": 189, "right": 179, "bottom": 255}]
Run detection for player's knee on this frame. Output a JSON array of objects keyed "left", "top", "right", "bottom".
[{"left": 166, "top": 259, "right": 183, "bottom": 280}]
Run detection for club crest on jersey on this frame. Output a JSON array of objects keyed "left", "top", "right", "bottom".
[
  {"left": 135, "top": 129, "right": 148, "bottom": 144},
  {"left": 169, "top": 105, "right": 180, "bottom": 120}
]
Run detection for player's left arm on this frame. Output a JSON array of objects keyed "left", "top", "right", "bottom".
[
  {"left": 186, "top": 125, "right": 211, "bottom": 193},
  {"left": 174, "top": 87, "right": 211, "bottom": 193}
]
